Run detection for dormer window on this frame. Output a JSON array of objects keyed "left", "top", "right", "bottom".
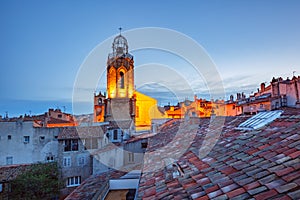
[{"left": 64, "top": 139, "right": 78, "bottom": 151}]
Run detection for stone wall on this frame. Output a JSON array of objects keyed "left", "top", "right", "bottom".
[{"left": 0, "top": 121, "right": 60, "bottom": 166}]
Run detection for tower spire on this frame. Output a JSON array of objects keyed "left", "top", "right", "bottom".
[{"left": 119, "top": 27, "right": 122, "bottom": 35}]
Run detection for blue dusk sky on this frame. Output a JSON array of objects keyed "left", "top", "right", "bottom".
[{"left": 0, "top": 0, "right": 300, "bottom": 116}]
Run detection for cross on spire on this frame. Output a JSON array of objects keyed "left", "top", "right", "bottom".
[{"left": 119, "top": 27, "right": 122, "bottom": 35}]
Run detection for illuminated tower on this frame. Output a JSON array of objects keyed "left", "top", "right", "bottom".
[
  {"left": 105, "top": 30, "right": 135, "bottom": 122},
  {"left": 94, "top": 92, "right": 106, "bottom": 122},
  {"left": 107, "top": 32, "right": 134, "bottom": 98},
  {"left": 93, "top": 29, "right": 166, "bottom": 127}
]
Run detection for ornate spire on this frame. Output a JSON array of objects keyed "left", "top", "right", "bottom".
[{"left": 112, "top": 28, "right": 128, "bottom": 55}]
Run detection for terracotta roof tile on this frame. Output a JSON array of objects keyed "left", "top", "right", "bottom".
[
  {"left": 243, "top": 181, "right": 260, "bottom": 190},
  {"left": 288, "top": 189, "right": 300, "bottom": 199},
  {"left": 248, "top": 186, "right": 268, "bottom": 195},
  {"left": 65, "top": 170, "right": 125, "bottom": 199},
  {"left": 137, "top": 108, "right": 300, "bottom": 199},
  {"left": 58, "top": 126, "right": 105, "bottom": 139},
  {"left": 0, "top": 164, "right": 32, "bottom": 181},
  {"left": 272, "top": 195, "right": 292, "bottom": 200},
  {"left": 253, "top": 189, "right": 278, "bottom": 200},
  {"left": 275, "top": 182, "right": 298, "bottom": 193},
  {"left": 226, "top": 187, "right": 245, "bottom": 198},
  {"left": 265, "top": 179, "right": 286, "bottom": 189}
]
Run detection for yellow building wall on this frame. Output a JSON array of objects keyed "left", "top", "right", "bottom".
[{"left": 134, "top": 91, "right": 167, "bottom": 130}]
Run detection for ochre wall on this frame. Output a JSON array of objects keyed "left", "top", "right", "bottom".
[{"left": 134, "top": 91, "right": 166, "bottom": 130}]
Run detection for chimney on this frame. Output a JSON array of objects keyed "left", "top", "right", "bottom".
[
  {"left": 230, "top": 95, "right": 234, "bottom": 102},
  {"left": 242, "top": 92, "right": 245, "bottom": 99},
  {"left": 260, "top": 82, "right": 265, "bottom": 92},
  {"left": 236, "top": 93, "right": 241, "bottom": 100}
]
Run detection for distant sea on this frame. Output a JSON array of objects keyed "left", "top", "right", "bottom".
[{"left": 0, "top": 99, "right": 92, "bottom": 118}]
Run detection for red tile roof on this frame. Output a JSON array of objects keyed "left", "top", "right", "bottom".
[
  {"left": 0, "top": 164, "right": 32, "bottom": 182},
  {"left": 137, "top": 108, "right": 300, "bottom": 199},
  {"left": 58, "top": 126, "right": 106, "bottom": 139},
  {"left": 65, "top": 170, "right": 126, "bottom": 200}
]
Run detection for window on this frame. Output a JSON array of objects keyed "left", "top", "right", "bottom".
[
  {"left": 232, "top": 105, "right": 236, "bottom": 110},
  {"left": 63, "top": 157, "right": 71, "bottom": 167},
  {"left": 24, "top": 136, "right": 30, "bottom": 143},
  {"left": 6, "top": 157, "right": 13, "bottom": 165},
  {"left": 8, "top": 135, "right": 11, "bottom": 140},
  {"left": 0, "top": 183, "right": 2, "bottom": 193},
  {"left": 57, "top": 114, "right": 62, "bottom": 118},
  {"left": 46, "top": 155, "right": 54, "bottom": 162},
  {"left": 66, "top": 176, "right": 81, "bottom": 187},
  {"left": 120, "top": 71, "right": 125, "bottom": 89},
  {"left": 141, "top": 142, "right": 148, "bottom": 149},
  {"left": 238, "top": 110, "right": 283, "bottom": 130},
  {"left": 113, "top": 130, "right": 118, "bottom": 140},
  {"left": 77, "top": 156, "right": 85, "bottom": 166},
  {"left": 64, "top": 139, "right": 78, "bottom": 151},
  {"left": 40, "top": 136, "right": 45, "bottom": 140},
  {"left": 128, "top": 152, "right": 134, "bottom": 163}
]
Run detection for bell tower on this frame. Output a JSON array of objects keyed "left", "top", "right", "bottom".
[
  {"left": 105, "top": 29, "right": 135, "bottom": 122},
  {"left": 107, "top": 28, "right": 134, "bottom": 99}
]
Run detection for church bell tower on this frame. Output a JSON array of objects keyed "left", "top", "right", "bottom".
[
  {"left": 107, "top": 29, "right": 134, "bottom": 98},
  {"left": 105, "top": 29, "right": 135, "bottom": 122}
]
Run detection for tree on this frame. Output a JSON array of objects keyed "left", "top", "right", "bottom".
[{"left": 10, "top": 162, "right": 62, "bottom": 200}]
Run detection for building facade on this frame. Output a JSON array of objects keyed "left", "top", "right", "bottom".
[{"left": 0, "top": 121, "right": 60, "bottom": 166}]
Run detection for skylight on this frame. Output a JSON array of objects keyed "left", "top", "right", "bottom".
[{"left": 237, "top": 110, "right": 283, "bottom": 130}]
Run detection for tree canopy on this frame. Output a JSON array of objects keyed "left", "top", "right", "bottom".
[{"left": 10, "top": 162, "right": 62, "bottom": 200}]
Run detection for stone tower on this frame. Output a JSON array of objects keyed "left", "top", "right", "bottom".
[
  {"left": 94, "top": 92, "right": 106, "bottom": 122},
  {"left": 93, "top": 30, "right": 166, "bottom": 128},
  {"left": 105, "top": 32, "right": 135, "bottom": 122},
  {"left": 107, "top": 33, "right": 134, "bottom": 99}
]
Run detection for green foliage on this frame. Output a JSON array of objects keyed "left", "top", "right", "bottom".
[{"left": 10, "top": 162, "right": 62, "bottom": 200}]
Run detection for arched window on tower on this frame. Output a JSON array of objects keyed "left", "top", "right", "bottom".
[{"left": 120, "top": 71, "right": 125, "bottom": 89}]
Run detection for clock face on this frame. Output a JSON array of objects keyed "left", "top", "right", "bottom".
[{"left": 98, "top": 98, "right": 102, "bottom": 105}]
